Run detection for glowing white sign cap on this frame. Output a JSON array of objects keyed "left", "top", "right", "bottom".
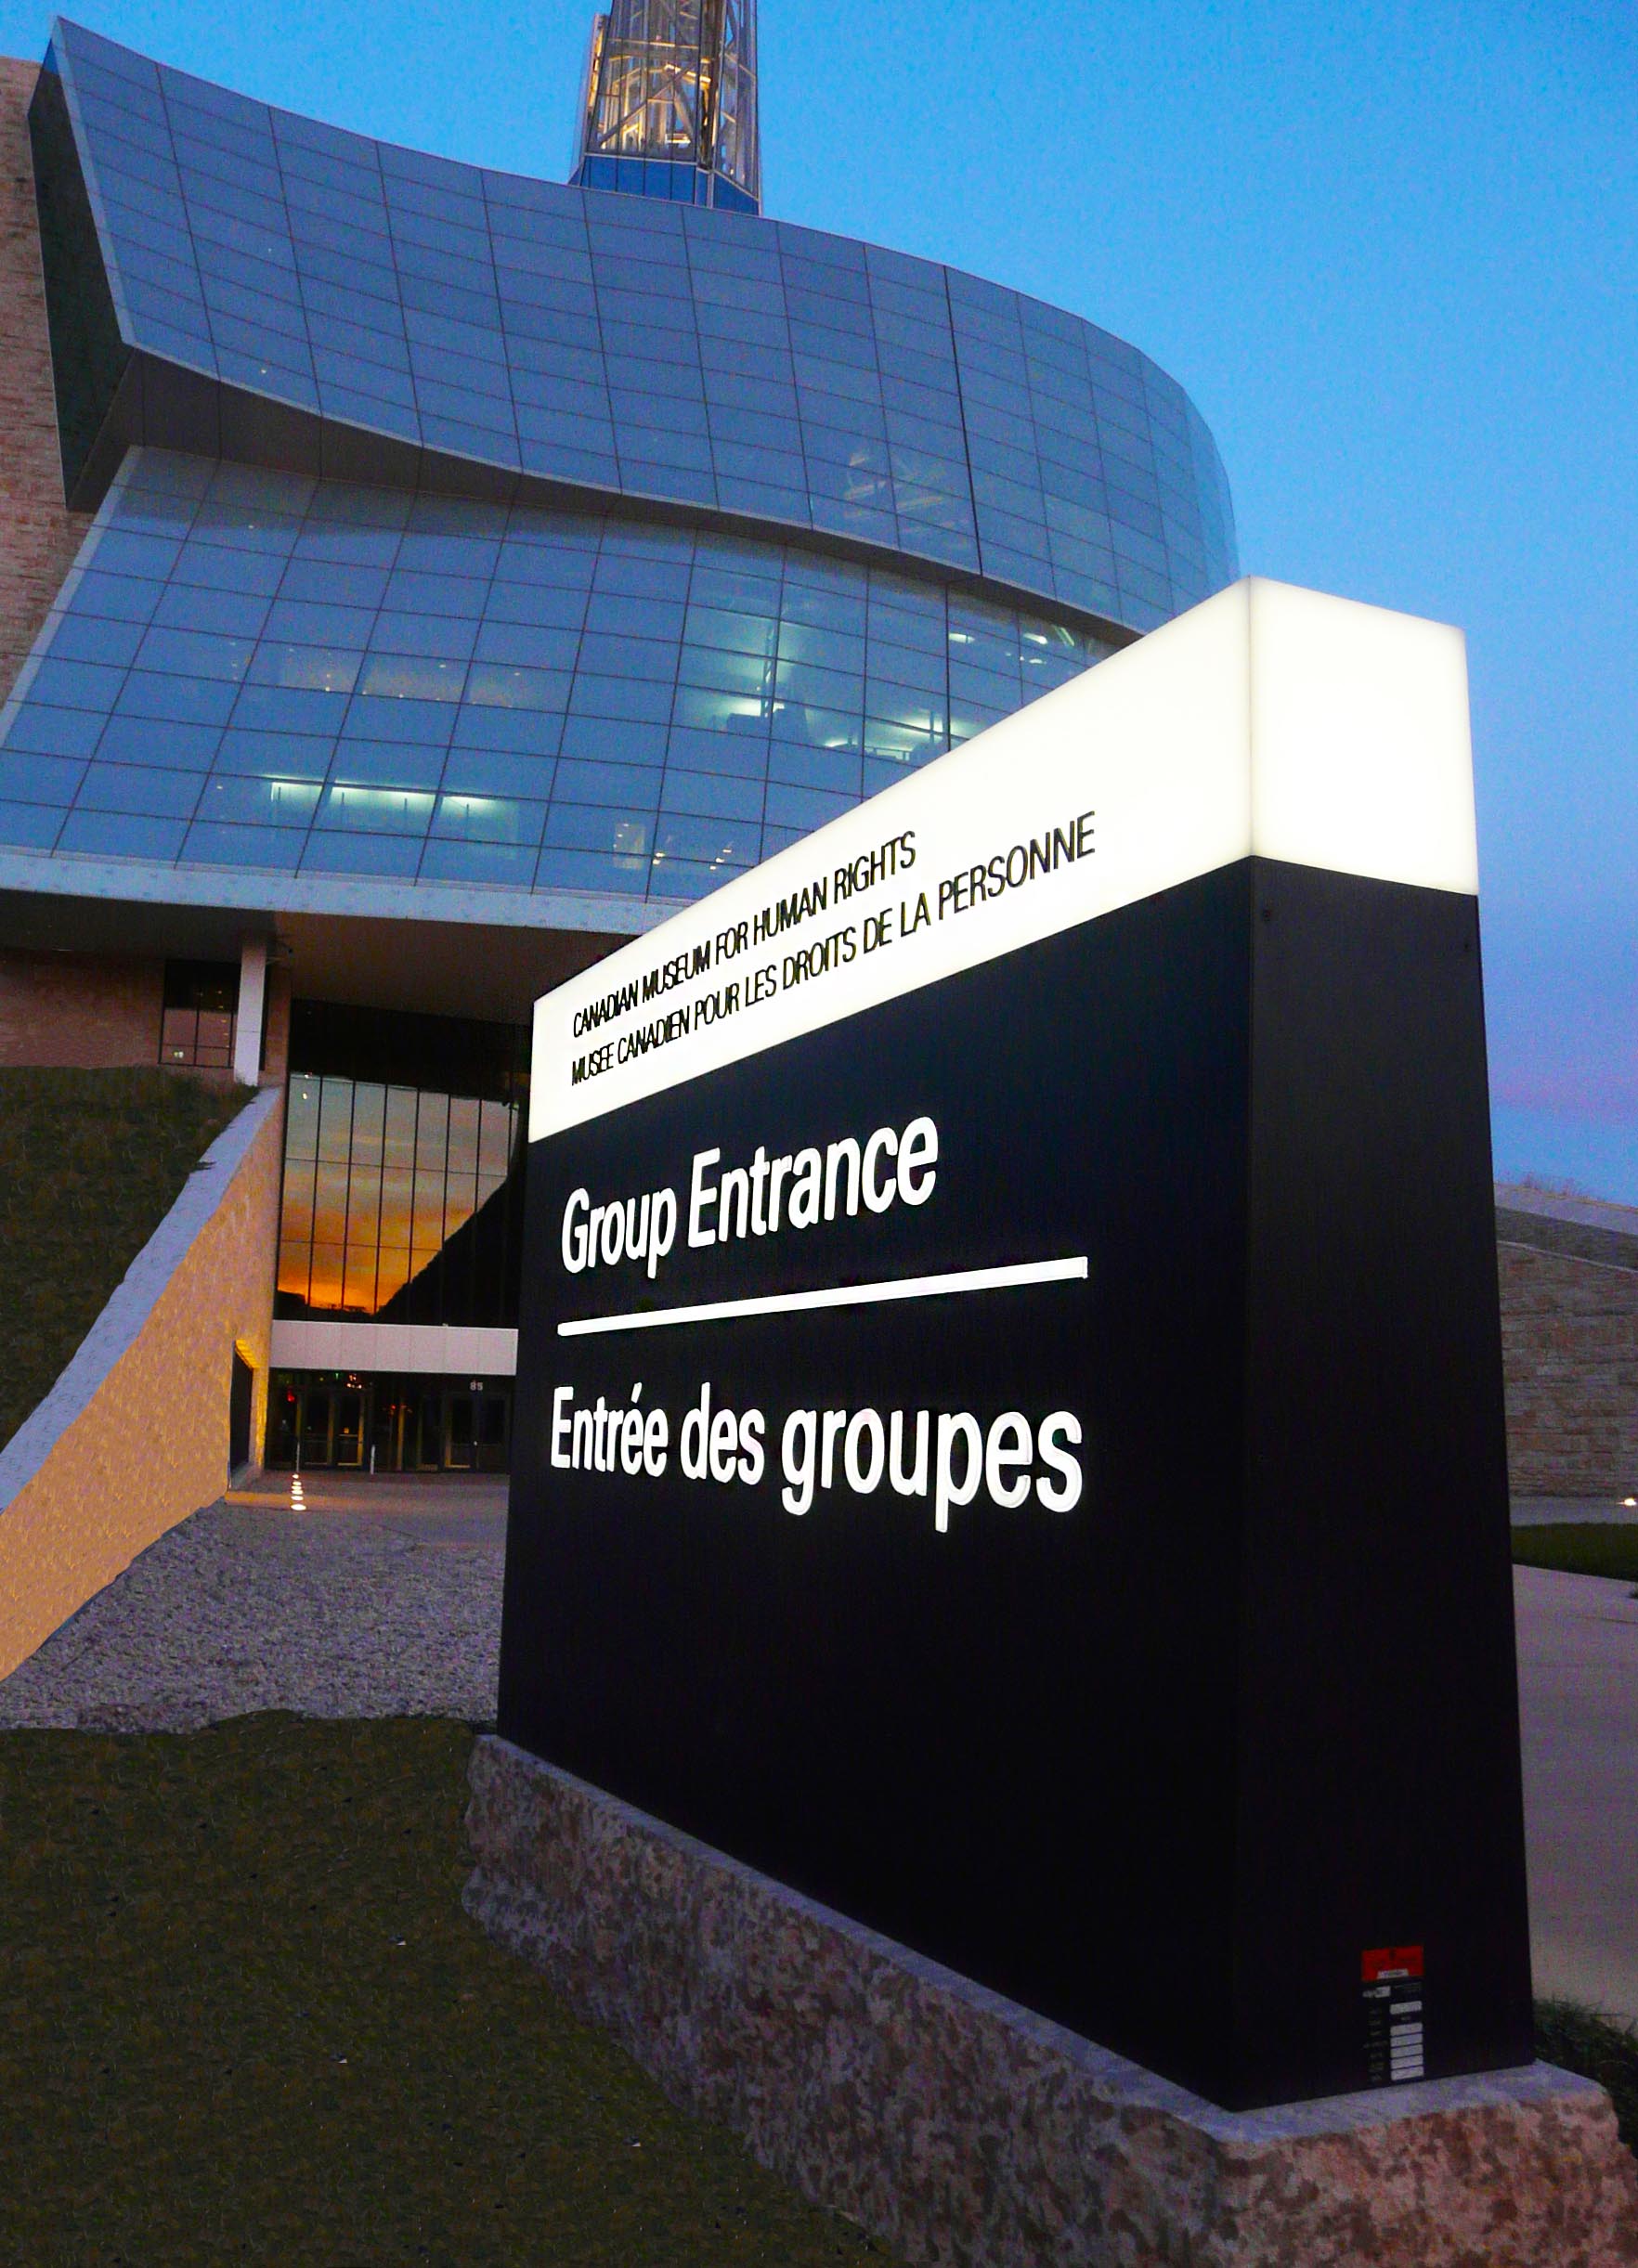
[
  {"left": 1243, "top": 580, "right": 1476, "bottom": 894},
  {"left": 531, "top": 578, "right": 1476, "bottom": 1141}
]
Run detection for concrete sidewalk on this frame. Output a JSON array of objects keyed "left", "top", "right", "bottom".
[
  {"left": 1513, "top": 1496, "right": 1638, "bottom": 1526},
  {"left": 228, "top": 1469, "right": 509, "bottom": 1546},
  {"left": 1515, "top": 1563, "right": 1638, "bottom": 2027}
]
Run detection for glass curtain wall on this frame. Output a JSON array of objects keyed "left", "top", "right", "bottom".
[
  {"left": 44, "top": 19, "right": 1235, "bottom": 626},
  {"left": 0, "top": 453, "right": 1113, "bottom": 901},
  {"left": 266, "top": 1372, "right": 513, "bottom": 1471},
  {"left": 275, "top": 1004, "right": 529, "bottom": 1328},
  {"left": 278, "top": 1075, "right": 520, "bottom": 1322}
]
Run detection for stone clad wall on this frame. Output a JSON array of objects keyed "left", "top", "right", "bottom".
[
  {"left": 0, "top": 1086, "right": 282, "bottom": 1678},
  {"left": 1500, "top": 1238, "right": 1638, "bottom": 1498},
  {"left": 464, "top": 1736, "right": 1638, "bottom": 2268},
  {"left": 0, "top": 55, "right": 91, "bottom": 706}
]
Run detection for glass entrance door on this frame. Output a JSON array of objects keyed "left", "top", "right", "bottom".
[
  {"left": 447, "top": 1393, "right": 476, "bottom": 1471},
  {"left": 475, "top": 1392, "right": 509, "bottom": 1472},
  {"left": 266, "top": 1372, "right": 514, "bottom": 1471},
  {"left": 300, "top": 1385, "right": 334, "bottom": 1466},
  {"left": 442, "top": 1388, "right": 509, "bottom": 1470},
  {"left": 334, "top": 1385, "right": 365, "bottom": 1468},
  {"left": 280, "top": 1378, "right": 370, "bottom": 1468}
]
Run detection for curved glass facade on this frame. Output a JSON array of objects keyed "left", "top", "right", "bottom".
[
  {"left": 0, "top": 449, "right": 1114, "bottom": 899},
  {"left": 5, "top": 19, "right": 1238, "bottom": 919},
  {"left": 42, "top": 19, "right": 1233, "bottom": 632}
]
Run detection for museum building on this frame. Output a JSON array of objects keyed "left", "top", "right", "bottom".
[{"left": 0, "top": 6, "right": 1238, "bottom": 1472}]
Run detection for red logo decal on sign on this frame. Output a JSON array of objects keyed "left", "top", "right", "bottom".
[{"left": 1362, "top": 1944, "right": 1425, "bottom": 1981}]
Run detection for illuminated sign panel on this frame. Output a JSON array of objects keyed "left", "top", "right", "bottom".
[{"left": 500, "top": 579, "right": 1532, "bottom": 2111}]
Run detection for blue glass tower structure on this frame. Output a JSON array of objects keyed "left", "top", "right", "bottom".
[{"left": 7, "top": 16, "right": 1235, "bottom": 922}]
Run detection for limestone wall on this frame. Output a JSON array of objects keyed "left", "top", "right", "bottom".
[
  {"left": 0, "top": 55, "right": 92, "bottom": 706},
  {"left": 0, "top": 1085, "right": 282, "bottom": 1678},
  {"left": 1500, "top": 1238, "right": 1638, "bottom": 1499}
]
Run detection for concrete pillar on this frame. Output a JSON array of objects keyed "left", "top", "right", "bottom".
[{"left": 234, "top": 935, "right": 268, "bottom": 1086}]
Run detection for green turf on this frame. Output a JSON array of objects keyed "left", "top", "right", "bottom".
[
  {"left": 1536, "top": 2000, "right": 1638, "bottom": 2154},
  {"left": 1511, "top": 1523, "right": 1638, "bottom": 1584},
  {"left": 0, "top": 1067, "right": 243, "bottom": 1454},
  {"left": 0, "top": 1715, "right": 891, "bottom": 2266},
  {"left": 2, "top": 1713, "right": 1631, "bottom": 2260}
]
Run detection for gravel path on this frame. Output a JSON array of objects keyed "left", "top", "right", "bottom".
[{"left": 0, "top": 1483, "right": 506, "bottom": 1731}]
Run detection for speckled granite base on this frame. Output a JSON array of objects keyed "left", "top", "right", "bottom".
[{"left": 464, "top": 1736, "right": 1638, "bottom": 2267}]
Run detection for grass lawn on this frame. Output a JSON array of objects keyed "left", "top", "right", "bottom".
[
  {"left": 0, "top": 1715, "right": 891, "bottom": 2266},
  {"left": 1, "top": 1715, "right": 1632, "bottom": 2261},
  {"left": 0, "top": 1068, "right": 243, "bottom": 1453},
  {"left": 1535, "top": 2000, "right": 1638, "bottom": 2155},
  {"left": 1512, "top": 1524, "right": 1638, "bottom": 1584}
]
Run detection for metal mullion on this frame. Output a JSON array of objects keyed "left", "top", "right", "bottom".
[
  {"left": 435, "top": 1085, "right": 454, "bottom": 1328},
  {"left": 337, "top": 1075, "right": 359, "bottom": 1315}
]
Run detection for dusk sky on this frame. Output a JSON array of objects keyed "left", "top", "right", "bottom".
[{"left": 4, "top": 0, "right": 1632, "bottom": 1196}]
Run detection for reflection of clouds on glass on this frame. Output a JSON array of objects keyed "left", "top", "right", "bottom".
[
  {"left": 4, "top": 458, "right": 1124, "bottom": 898},
  {"left": 613, "top": 818, "right": 650, "bottom": 869},
  {"left": 277, "top": 1069, "right": 526, "bottom": 1319}
]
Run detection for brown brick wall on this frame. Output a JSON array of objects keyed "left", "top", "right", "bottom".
[
  {"left": 1500, "top": 1240, "right": 1638, "bottom": 1497},
  {"left": 264, "top": 963, "right": 291, "bottom": 1082},
  {"left": 0, "top": 947, "right": 163, "bottom": 1066},
  {"left": 0, "top": 54, "right": 92, "bottom": 706}
]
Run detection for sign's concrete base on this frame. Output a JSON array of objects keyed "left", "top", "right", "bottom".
[{"left": 463, "top": 1736, "right": 1638, "bottom": 2266}]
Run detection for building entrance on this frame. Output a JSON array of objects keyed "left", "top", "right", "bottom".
[
  {"left": 292, "top": 1380, "right": 366, "bottom": 1468},
  {"left": 267, "top": 1373, "right": 512, "bottom": 1472},
  {"left": 445, "top": 1389, "right": 510, "bottom": 1471}
]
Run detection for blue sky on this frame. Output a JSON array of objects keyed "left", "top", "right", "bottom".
[{"left": 5, "top": 0, "right": 1633, "bottom": 1196}]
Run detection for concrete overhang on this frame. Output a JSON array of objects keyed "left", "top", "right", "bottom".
[{"left": 0, "top": 855, "right": 656, "bottom": 1021}]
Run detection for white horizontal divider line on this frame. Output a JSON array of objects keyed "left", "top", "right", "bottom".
[{"left": 557, "top": 1256, "right": 1089, "bottom": 1340}]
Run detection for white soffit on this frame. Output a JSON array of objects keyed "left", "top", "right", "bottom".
[
  {"left": 268, "top": 1321, "right": 519, "bottom": 1376},
  {"left": 532, "top": 577, "right": 1476, "bottom": 1141}
]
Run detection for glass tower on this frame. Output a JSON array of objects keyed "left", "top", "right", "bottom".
[{"left": 572, "top": 0, "right": 760, "bottom": 214}]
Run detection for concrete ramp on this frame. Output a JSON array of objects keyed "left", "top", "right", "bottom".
[{"left": 0, "top": 1086, "right": 281, "bottom": 1677}]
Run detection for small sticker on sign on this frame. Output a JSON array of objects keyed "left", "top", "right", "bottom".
[{"left": 1362, "top": 1945, "right": 1425, "bottom": 2083}]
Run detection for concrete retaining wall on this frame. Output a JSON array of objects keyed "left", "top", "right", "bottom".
[{"left": 0, "top": 1084, "right": 282, "bottom": 1678}]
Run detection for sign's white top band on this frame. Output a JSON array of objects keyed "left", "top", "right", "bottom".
[{"left": 531, "top": 577, "right": 1476, "bottom": 1142}]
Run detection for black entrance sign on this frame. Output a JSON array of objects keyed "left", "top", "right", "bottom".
[{"left": 499, "top": 582, "right": 1532, "bottom": 2111}]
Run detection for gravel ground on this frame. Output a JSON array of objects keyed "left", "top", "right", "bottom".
[{"left": 0, "top": 1483, "right": 505, "bottom": 1731}]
